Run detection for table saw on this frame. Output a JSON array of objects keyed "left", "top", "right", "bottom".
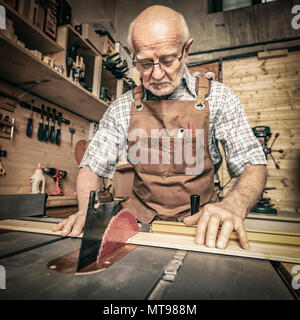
[{"left": 0, "top": 214, "right": 299, "bottom": 300}]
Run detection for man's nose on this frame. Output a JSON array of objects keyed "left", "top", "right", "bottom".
[{"left": 151, "top": 63, "right": 165, "bottom": 80}]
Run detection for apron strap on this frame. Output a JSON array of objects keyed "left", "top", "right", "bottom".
[
  {"left": 132, "top": 85, "right": 144, "bottom": 109},
  {"left": 196, "top": 76, "right": 211, "bottom": 107}
]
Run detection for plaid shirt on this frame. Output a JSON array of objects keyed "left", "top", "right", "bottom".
[{"left": 80, "top": 65, "right": 266, "bottom": 179}]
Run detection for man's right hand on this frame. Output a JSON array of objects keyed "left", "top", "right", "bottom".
[{"left": 52, "top": 211, "right": 86, "bottom": 237}]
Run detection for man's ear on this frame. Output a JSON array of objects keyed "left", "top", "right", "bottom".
[{"left": 183, "top": 38, "right": 194, "bottom": 63}]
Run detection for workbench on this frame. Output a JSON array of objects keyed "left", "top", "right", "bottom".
[{"left": 0, "top": 217, "right": 298, "bottom": 301}]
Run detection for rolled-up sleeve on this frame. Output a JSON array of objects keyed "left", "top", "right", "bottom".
[
  {"left": 80, "top": 102, "right": 125, "bottom": 179},
  {"left": 215, "top": 86, "right": 266, "bottom": 178}
]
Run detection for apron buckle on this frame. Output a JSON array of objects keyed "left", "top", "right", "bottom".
[
  {"left": 135, "top": 104, "right": 143, "bottom": 111},
  {"left": 195, "top": 103, "right": 205, "bottom": 110}
]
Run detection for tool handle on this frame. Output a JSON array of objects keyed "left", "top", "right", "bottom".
[
  {"left": 49, "top": 125, "right": 55, "bottom": 143},
  {"left": 26, "top": 118, "right": 33, "bottom": 137},
  {"left": 37, "top": 123, "right": 44, "bottom": 140},
  {"left": 43, "top": 124, "right": 49, "bottom": 142},
  {"left": 55, "top": 128, "right": 61, "bottom": 145},
  {"left": 190, "top": 194, "right": 200, "bottom": 215}
]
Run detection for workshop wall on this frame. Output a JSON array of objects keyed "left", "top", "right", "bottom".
[
  {"left": 114, "top": 0, "right": 299, "bottom": 55},
  {"left": 0, "top": 80, "right": 90, "bottom": 197},
  {"left": 220, "top": 51, "right": 300, "bottom": 214}
]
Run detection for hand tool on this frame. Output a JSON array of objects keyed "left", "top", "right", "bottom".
[
  {"left": 37, "top": 104, "right": 45, "bottom": 141},
  {"left": 49, "top": 108, "right": 56, "bottom": 143},
  {"left": 43, "top": 107, "right": 51, "bottom": 142},
  {"left": 26, "top": 99, "right": 34, "bottom": 137},
  {"left": 43, "top": 167, "right": 67, "bottom": 196},
  {"left": 190, "top": 194, "right": 200, "bottom": 215},
  {"left": 19, "top": 101, "right": 70, "bottom": 125},
  {"left": 76, "top": 191, "right": 139, "bottom": 272},
  {"left": 69, "top": 125, "right": 76, "bottom": 147},
  {"left": 55, "top": 112, "right": 62, "bottom": 145}
]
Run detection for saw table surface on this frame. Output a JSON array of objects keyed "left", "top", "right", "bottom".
[{"left": 0, "top": 228, "right": 295, "bottom": 300}]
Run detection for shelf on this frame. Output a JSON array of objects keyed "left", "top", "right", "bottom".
[
  {"left": 0, "top": 0, "right": 63, "bottom": 54},
  {"left": 0, "top": 33, "right": 109, "bottom": 122},
  {"left": 62, "top": 24, "right": 100, "bottom": 57}
]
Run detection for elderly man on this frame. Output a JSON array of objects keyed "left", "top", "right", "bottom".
[{"left": 53, "top": 5, "right": 267, "bottom": 250}]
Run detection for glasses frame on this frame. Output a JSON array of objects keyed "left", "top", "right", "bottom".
[{"left": 133, "top": 42, "right": 187, "bottom": 73}]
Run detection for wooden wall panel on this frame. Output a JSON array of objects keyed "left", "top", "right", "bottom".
[
  {"left": 0, "top": 80, "right": 90, "bottom": 198},
  {"left": 220, "top": 51, "right": 300, "bottom": 215}
]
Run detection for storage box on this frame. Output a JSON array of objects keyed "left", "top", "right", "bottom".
[
  {"left": 113, "top": 163, "right": 134, "bottom": 199},
  {"left": 81, "top": 23, "right": 101, "bottom": 53}
]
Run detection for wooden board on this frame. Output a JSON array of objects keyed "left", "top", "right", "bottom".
[
  {"left": 151, "top": 221, "right": 300, "bottom": 246},
  {"left": 127, "top": 232, "right": 300, "bottom": 264},
  {"left": 0, "top": 219, "right": 82, "bottom": 238}
]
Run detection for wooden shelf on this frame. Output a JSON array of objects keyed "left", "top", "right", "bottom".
[
  {"left": 63, "top": 24, "right": 100, "bottom": 57},
  {"left": 0, "top": 33, "right": 108, "bottom": 122},
  {"left": 0, "top": 0, "right": 63, "bottom": 54}
]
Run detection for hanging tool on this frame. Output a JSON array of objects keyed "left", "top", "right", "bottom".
[
  {"left": 37, "top": 104, "right": 45, "bottom": 141},
  {"left": 43, "top": 107, "right": 51, "bottom": 142},
  {"left": 43, "top": 167, "right": 67, "bottom": 196},
  {"left": 76, "top": 191, "right": 139, "bottom": 272},
  {"left": 26, "top": 99, "right": 34, "bottom": 137},
  {"left": 55, "top": 112, "right": 62, "bottom": 145},
  {"left": 49, "top": 108, "right": 56, "bottom": 143},
  {"left": 69, "top": 125, "right": 76, "bottom": 147}
]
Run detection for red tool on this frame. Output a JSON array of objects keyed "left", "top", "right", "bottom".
[{"left": 43, "top": 167, "right": 67, "bottom": 196}]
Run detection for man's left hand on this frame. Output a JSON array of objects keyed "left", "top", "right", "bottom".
[{"left": 183, "top": 202, "right": 250, "bottom": 250}]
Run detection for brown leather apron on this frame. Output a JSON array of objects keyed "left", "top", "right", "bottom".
[{"left": 123, "top": 76, "right": 217, "bottom": 223}]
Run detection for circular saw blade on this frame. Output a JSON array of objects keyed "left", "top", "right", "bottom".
[{"left": 98, "top": 208, "right": 139, "bottom": 259}]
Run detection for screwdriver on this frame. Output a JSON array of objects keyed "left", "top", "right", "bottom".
[
  {"left": 49, "top": 108, "right": 56, "bottom": 143},
  {"left": 37, "top": 104, "right": 45, "bottom": 141},
  {"left": 26, "top": 99, "right": 34, "bottom": 137},
  {"left": 43, "top": 107, "right": 51, "bottom": 142},
  {"left": 55, "top": 112, "right": 62, "bottom": 145}
]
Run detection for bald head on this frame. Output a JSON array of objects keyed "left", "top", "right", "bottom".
[{"left": 127, "top": 5, "right": 189, "bottom": 52}]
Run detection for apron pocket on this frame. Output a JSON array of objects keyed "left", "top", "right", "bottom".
[{"left": 171, "top": 137, "right": 205, "bottom": 176}]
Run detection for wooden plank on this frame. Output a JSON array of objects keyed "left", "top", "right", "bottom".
[
  {"left": 0, "top": 219, "right": 82, "bottom": 238},
  {"left": 258, "top": 49, "right": 289, "bottom": 60},
  {"left": 46, "top": 196, "right": 78, "bottom": 207},
  {"left": 151, "top": 221, "right": 300, "bottom": 246},
  {"left": 127, "top": 232, "right": 300, "bottom": 264}
]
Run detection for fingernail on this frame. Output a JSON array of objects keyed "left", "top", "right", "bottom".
[
  {"left": 217, "top": 241, "right": 224, "bottom": 249},
  {"left": 207, "top": 240, "right": 215, "bottom": 247},
  {"left": 245, "top": 243, "right": 251, "bottom": 250}
]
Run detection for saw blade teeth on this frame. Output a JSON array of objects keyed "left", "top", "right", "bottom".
[{"left": 98, "top": 207, "right": 139, "bottom": 259}]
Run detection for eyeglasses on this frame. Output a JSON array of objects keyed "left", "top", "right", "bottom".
[{"left": 133, "top": 42, "right": 186, "bottom": 73}]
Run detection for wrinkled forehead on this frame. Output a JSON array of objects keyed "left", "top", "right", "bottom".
[{"left": 132, "top": 18, "right": 183, "bottom": 54}]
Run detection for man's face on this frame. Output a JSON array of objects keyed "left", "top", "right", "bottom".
[{"left": 133, "top": 39, "right": 187, "bottom": 97}]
